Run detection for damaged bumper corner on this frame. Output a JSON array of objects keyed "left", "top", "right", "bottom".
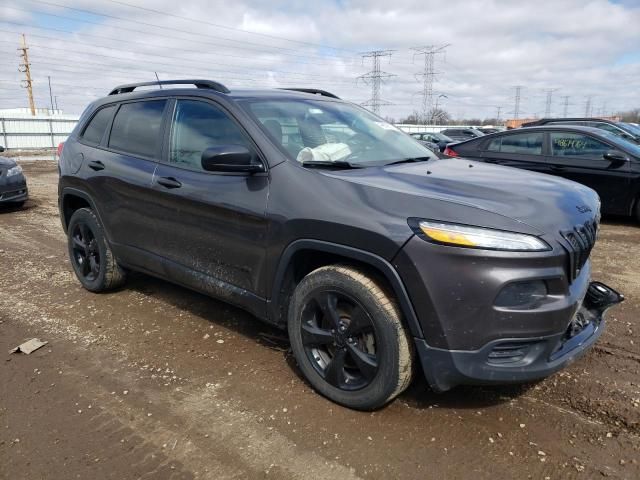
[{"left": 415, "top": 282, "right": 624, "bottom": 393}]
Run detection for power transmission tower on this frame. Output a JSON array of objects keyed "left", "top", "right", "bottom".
[
  {"left": 411, "top": 44, "right": 449, "bottom": 124},
  {"left": 512, "top": 86, "right": 523, "bottom": 120},
  {"left": 357, "top": 50, "right": 395, "bottom": 115},
  {"left": 544, "top": 88, "right": 559, "bottom": 117},
  {"left": 584, "top": 96, "right": 593, "bottom": 117},
  {"left": 495, "top": 106, "right": 502, "bottom": 122},
  {"left": 561, "top": 96, "right": 570, "bottom": 117},
  {"left": 18, "top": 34, "right": 36, "bottom": 116}
]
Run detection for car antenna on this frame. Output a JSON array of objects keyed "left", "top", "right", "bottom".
[{"left": 154, "top": 72, "right": 162, "bottom": 89}]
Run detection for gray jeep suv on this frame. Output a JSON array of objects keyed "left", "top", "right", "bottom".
[{"left": 58, "top": 80, "right": 623, "bottom": 410}]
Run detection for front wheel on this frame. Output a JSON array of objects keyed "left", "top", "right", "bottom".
[
  {"left": 67, "top": 208, "right": 126, "bottom": 292},
  {"left": 288, "top": 265, "right": 414, "bottom": 410}
]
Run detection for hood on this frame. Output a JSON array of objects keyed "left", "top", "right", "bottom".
[
  {"left": 322, "top": 157, "right": 600, "bottom": 235},
  {"left": 0, "top": 156, "right": 17, "bottom": 168}
]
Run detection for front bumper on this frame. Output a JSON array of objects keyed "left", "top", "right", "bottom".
[
  {"left": 415, "top": 282, "right": 624, "bottom": 392},
  {"left": 0, "top": 176, "right": 28, "bottom": 203}
]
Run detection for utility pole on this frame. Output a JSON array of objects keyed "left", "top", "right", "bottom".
[
  {"left": 411, "top": 44, "right": 449, "bottom": 124},
  {"left": 18, "top": 34, "right": 36, "bottom": 116},
  {"left": 562, "top": 96, "right": 570, "bottom": 117},
  {"left": 495, "top": 106, "right": 502, "bottom": 123},
  {"left": 544, "top": 88, "right": 559, "bottom": 117},
  {"left": 357, "top": 50, "right": 395, "bottom": 115},
  {"left": 47, "top": 76, "right": 54, "bottom": 114},
  {"left": 512, "top": 86, "right": 523, "bottom": 120}
]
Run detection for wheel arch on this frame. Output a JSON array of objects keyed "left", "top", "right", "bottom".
[
  {"left": 268, "top": 239, "right": 424, "bottom": 339},
  {"left": 59, "top": 188, "right": 105, "bottom": 235}
]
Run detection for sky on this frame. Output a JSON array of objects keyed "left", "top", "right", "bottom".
[{"left": 0, "top": 0, "right": 639, "bottom": 121}]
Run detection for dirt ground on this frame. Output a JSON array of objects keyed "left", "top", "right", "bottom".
[{"left": 1, "top": 161, "right": 639, "bottom": 479}]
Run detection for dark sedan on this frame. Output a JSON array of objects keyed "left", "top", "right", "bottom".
[
  {"left": 410, "top": 131, "right": 454, "bottom": 151},
  {"left": 444, "top": 126, "right": 640, "bottom": 221},
  {"left": 439, "top": 127, "right": 485, "bottom": 142},
  {"left": 0, "top": 147, "right": 28, "bottom": 207}
]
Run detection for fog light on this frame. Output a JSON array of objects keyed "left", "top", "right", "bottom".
[{"left": 495, "top": 280, "right": 547, "bottom": 309}]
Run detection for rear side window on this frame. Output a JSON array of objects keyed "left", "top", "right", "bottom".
[
  {"left": 108, "top": 100, "right": 167, "bottom": 159},
  {"left": 550, "top": 132, "right": 610, "bottom": 158},
  {"left": 81, "top": 105, "right": 116, "bottom": 145},
  {"left": 486, "top": 132, "right": 543, "bottom": 155}
]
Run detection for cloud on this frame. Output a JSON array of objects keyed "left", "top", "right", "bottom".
[{"left": 0, "top": 0, "right": 638, "bottom": 120}]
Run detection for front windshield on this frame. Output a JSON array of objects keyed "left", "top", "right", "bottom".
[
  {"left": 242, "top": 98, "right": 434, "bottom": 167},
  {"left": 598, "top": 129, "right": 640, "bottom": 157}
]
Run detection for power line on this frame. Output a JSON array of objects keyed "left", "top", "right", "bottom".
[
  {"left": 0, "top": 38, "right": 360, "bottom": 87},
  {"left": 411, "top": 44, "right": 449, "bottom": 124},
  {"left": 357, "top": 50, "right": 395, "bottom": 115},
  {"left": 102, "top": 0, "right": 355, "bottom": 53},
  {"left": 18, "top": 2, "right": 355, "bottom": 63},
  {"left": 18, "top": 34, "right": 36, "bottom": 115}
]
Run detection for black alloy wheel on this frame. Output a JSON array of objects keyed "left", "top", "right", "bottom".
[
  {"left": 71, "top": 222, "right": 101, "bottom": 282},
  {"left": 300, "top": 290, "right": 378, "bottom": 391},
  {"left": 288, "top": 265, "right": 413, "bottom": 410},
  {"left": 66, "top": 207, "right": 126, "bottom": 292}
]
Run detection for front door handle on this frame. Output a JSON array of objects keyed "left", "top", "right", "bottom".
[
  {"left": 550, "top": 165, "right": 565, "bottom": 172},
  {"left": 87, "top": 160, "right": 105, "bottom": 171},
  {"left": 157, "top": 176, "right": 182, "bottom": 189}
]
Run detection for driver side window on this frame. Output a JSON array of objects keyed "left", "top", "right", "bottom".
[{"left": 169, "top": 100, "right": 252, "bottom": 171}]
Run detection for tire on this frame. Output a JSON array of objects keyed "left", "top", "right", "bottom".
[
  {"left": 67, "top": 207, "right": 126, "bottom": 292},
  {"left": 288, "top": 265, "right": 414, "bottom": 410},
  {"left": 635, "top": 198, "right": 640, "bottom": 224}
]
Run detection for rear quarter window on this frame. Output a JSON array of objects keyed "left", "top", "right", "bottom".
[
  {"left": 81, "top": 105, "right": 116, "bottom": 145},
  {"left": 108, "top": 100, "right": 167, "bottom": 159},
  {"left": 486, "top": 132, "right": 543, "bottom": 155}
]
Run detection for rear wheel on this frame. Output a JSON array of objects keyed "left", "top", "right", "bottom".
[
  {"left": 67, "top": 208, "right": 126, "bottom": 292},
  {"left": 635, "top": 197, "right": 640, "bottom": 224},
  {"left": 288, "top": 265, "right": 413, "bottom": 410}
]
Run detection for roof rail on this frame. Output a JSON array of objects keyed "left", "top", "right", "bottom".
[
  {"left": 108, "top": 79, "right": 230, "bottom": 96},
  {"left": 279, "top": 88, "right": 340, "bottom": 99}
]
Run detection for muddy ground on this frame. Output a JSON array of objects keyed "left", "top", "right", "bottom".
[{"left": 1, "top": 161, "right": 638, "bottom": 479}]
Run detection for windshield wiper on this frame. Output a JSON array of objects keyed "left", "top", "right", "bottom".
[
  {"left": 384, "top": 156, "right": 432, "bottom": 166},
  {"left": 301, "top": 160, "right": 360, "bottom": 169}
]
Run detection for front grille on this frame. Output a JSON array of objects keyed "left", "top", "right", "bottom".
[{"left": 561, "top": 220, "right": 598, "bottom": 282}]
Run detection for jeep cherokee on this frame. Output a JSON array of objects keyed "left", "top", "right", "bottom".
[{"left": 58, "top": 80, "right": 623, "bottom": 410}]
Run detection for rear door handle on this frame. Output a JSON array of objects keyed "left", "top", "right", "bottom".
[
  {"left": 156, "top": 176, "right": 182, "bottom": 189},
  {"left": 87, "top": 160, "right": 105, "bottom": 171}
]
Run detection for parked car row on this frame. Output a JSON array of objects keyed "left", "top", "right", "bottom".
[{"left": 443, "top": 122, "right": 640, "bottom": 222}]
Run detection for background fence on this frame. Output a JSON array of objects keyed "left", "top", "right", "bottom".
[{"left": 0, "top": 116, "right": 78, "bottom": 150}]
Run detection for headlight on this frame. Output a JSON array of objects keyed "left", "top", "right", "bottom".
[
  {"left": 6, "top": 165, "right": 23, "bottom": 177},
  {"left": 417, "top": 220, "right": 550, "bottom": 252}
]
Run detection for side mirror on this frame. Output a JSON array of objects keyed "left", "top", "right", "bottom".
[
  {"left": 201, "top": 145, "right": 265, "bottom": 174},
  {"left": 0, "top": 146, "right": 5, "bottom": 153},
  {"left": 603, "top": 150, "right": 627, "bottom": 164}
]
